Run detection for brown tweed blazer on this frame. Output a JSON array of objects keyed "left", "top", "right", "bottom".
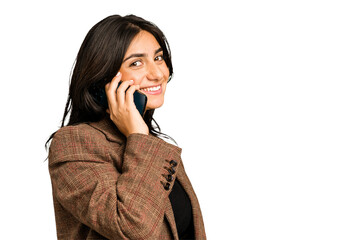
[{"left": 48, "top": 117, "right": 206, "bottom": 240}]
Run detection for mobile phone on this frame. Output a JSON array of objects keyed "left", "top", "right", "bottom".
[{"left": 91, "top": 82, "right": 147, "bottom": 117}]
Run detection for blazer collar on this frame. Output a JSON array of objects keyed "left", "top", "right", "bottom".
[{"left": 88, "top": 116, "right": 127, "bottom": 144}]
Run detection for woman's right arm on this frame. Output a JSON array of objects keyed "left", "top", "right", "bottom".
[{"left": 49, "top": 125, "right": 181, "bottom": 239}]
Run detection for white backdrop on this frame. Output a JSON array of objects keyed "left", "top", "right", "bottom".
[{"left": 0, "top": 0, "right": 359, "bottom": 239}]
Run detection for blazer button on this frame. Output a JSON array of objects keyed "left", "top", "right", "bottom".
[
  {"left": 166, "top": 174, "right": 174, "bottom": 182},
  {"left": 164, "top": 182, "right": 170, "bottom": 191},
  {"left": 167, "top": 166, "right": 176, "bottom": 175},
  {"left": 170, "top": 160, "right": 178, "bottom": 167}
]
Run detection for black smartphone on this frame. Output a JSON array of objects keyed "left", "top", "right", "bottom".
[{"left": 91, "top": 82, "right": 147, "bottom": 117}]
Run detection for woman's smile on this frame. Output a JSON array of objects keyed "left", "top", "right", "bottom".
[{"left": 140, "top": 84, "right": 162, "bottom": 95}]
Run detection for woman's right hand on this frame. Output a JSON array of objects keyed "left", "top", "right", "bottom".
[{"left": 105, "top": 72, "right": 149, "bottom": 137}]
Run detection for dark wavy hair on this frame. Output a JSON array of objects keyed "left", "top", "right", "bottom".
[{"left": 46, "top": 14, "right": 175, "bottom": 148}]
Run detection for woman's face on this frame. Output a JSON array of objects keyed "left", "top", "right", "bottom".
[{"left": 119, "top": 30, "right": 170, "bottom": 111}]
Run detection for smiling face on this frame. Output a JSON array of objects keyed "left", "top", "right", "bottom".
[{"left": 119, "top": 30, "right": 170, "bottom": 111}]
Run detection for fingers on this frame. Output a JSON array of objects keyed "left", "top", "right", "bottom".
[
  {"left": 125, "top": 84, "right": 140, "bottom": 106},
  {"left": 105, "top": 71, "right": 139, "bottom": 111},
  {"left": 116, "top": 79, "right": 134, "bottom": 105},
  {"left": 105, "top": 72, "right": 122, "bottom": 110}
]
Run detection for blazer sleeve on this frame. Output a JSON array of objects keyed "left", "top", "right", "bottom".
[{"left": 48, "top": 124, "right": 182, "bottom": 239}]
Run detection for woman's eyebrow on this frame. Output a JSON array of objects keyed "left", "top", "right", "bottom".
[
  {"left": 123, "top": 47, "right": 163, "bottom": 63},
  {"left": 154, "top": 47, "right": 163, "bottom": 54},
  {"left": 123, "top": 53, "right": 145, "bottom": 63}
]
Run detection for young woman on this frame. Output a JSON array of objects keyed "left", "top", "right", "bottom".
[{"left": 47, "top": 15, "right": 206, "bottom": 239}]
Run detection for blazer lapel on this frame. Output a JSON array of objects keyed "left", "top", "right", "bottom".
[{"left": 89, "top": 117, "right": 126, "bottom": 144}]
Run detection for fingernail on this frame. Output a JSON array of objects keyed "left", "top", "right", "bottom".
[{"left": 116, "top": 72, "right": 121, "bottom": 77}]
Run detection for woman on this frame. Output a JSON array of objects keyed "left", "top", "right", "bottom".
[{"left": 47, "top": 15, "right": 206, "bottom": 240}]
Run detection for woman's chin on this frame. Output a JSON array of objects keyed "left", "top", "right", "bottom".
[{"left": 146, "top": 98, "right": 164, "bottom": 111}]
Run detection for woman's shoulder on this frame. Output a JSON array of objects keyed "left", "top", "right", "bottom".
[
  {"left": 48, "top": 118, "right": 125, "bottom": 163},
  {"left": 52, "top": 122, "right": 104, "bottom": 143},
  {"left": 52, "top": 117, "right": 125, "bottom": 145}
]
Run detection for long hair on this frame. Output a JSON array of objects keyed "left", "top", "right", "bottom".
[{"left": 46, "top": 14, "right": 175, "bottom": 148}]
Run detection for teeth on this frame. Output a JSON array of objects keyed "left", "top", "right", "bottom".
[{"left": 142, "top": 85, "right": 160, "bottom": 92}]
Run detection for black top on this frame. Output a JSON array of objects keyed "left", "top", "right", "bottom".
[{"left": 169, "top": 179, "right": 194, "bottom": 239}]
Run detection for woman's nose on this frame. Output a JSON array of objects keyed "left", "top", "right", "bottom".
[{"left": 146, "top": 62, "right": 163, "bottom": 81}]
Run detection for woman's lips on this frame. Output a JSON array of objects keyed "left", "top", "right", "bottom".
[{"left": 140, "top": 84, "right": 162, "bottom": 95}]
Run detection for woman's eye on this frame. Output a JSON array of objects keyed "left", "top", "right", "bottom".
[
  {"left": 155, "top": 55, "right": 164, "bottom": 61},
  {"left": 130, "top": 60, "right": 142, "bottom": 67}
]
